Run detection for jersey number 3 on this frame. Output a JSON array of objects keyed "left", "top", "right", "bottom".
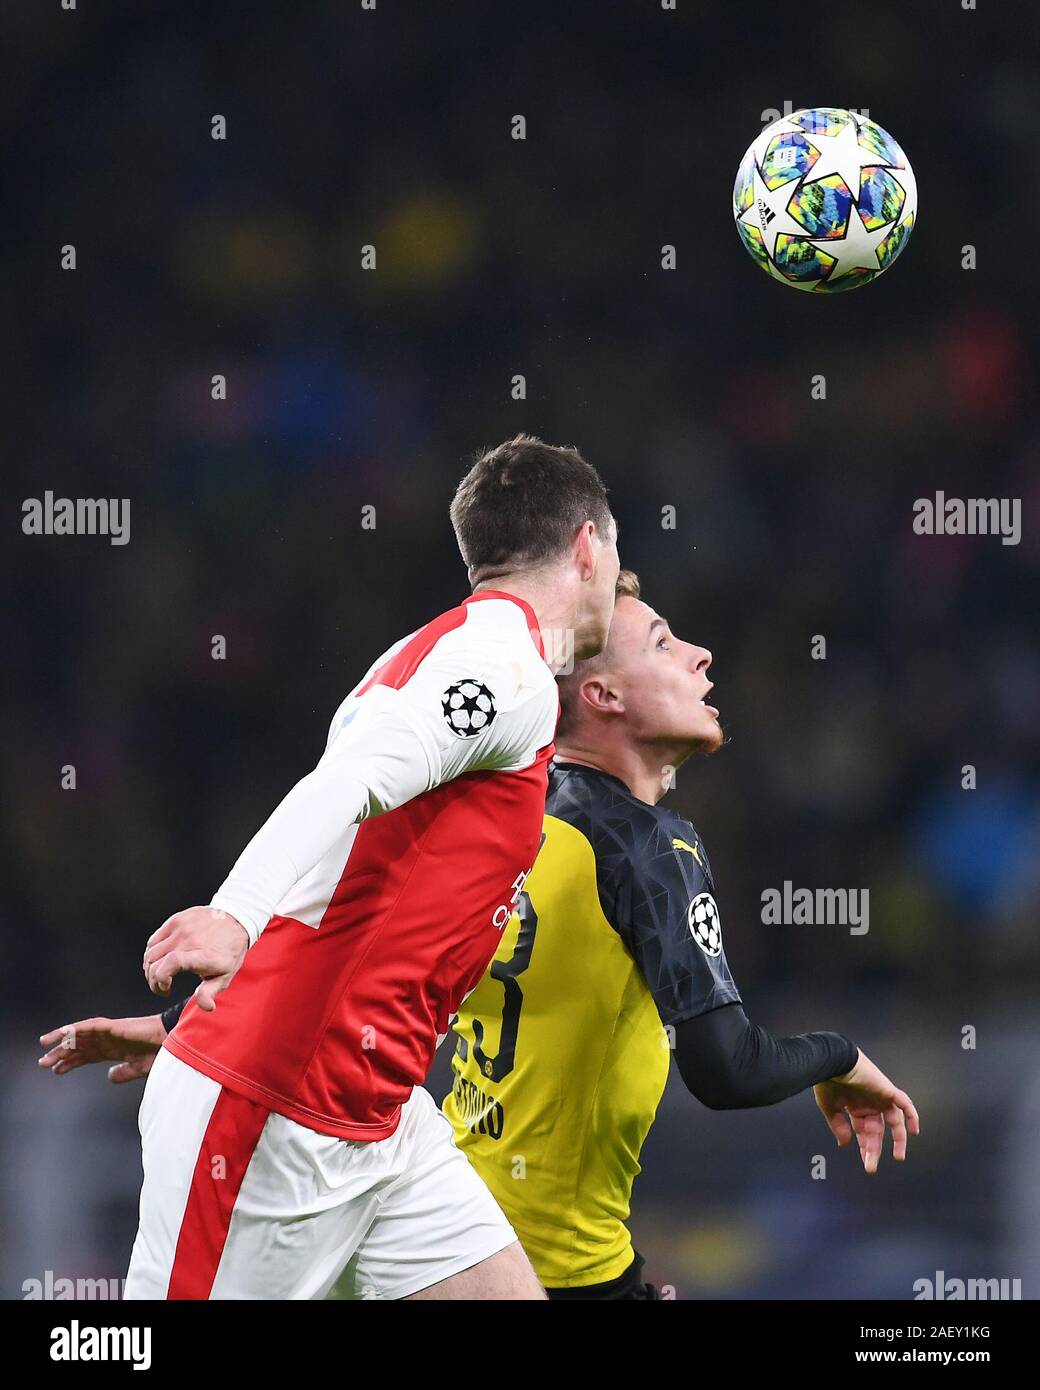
[{"left": 470, "top": 889, "right": 538, "bottom": 1084}]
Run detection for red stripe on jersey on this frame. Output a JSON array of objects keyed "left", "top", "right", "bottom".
[
  {"left": 165, "top": 1088, "right": 269, "bottom": 1300},
  {"left": 354, "top": 607, "right": 467, "bottom": 698},
  {"left": 354, "top": 592, "right": 542, "bottom": 697}
]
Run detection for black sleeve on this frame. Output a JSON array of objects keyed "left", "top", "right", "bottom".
[
  {"left": 159, "top": 997, "right": 191, "bottom": 1035},
  {"left": 674, "top": 1001, "right": 859, "bottom": 1110}
]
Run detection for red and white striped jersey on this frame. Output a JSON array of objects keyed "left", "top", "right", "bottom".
[{"left": 164, "top": 591, "right": 559, "bottom": 1141}]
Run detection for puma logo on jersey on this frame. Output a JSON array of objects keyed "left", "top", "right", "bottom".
[{"left": 672, "top": 836, "right": 703, "bottom": 867}]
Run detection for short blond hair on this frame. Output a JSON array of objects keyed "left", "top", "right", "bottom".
[
  {"left": 613, "top": 568, "right": 641, "bottom": 602},
  {"left": 556, "top": 569, "right": 641, "bottom": 737}
]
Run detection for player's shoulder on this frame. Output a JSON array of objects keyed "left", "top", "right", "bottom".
[
  {"left": 439, "top": 592, "right": 550, "bottom": 671},
  {"left": 546, "top": 762, "right": 713, "bottom": 897},
  {"left": 654, "top": 803, "right": 714, "bottom": 886},
  {"left": 351, "top": 592, "right": 553, "bottom": 703},
  {"left": 423, "top": 593, "right": 556, "bottom": 723},
  {"left": 546, "top": 760, "right": 659, "bottom": 844},
  {"left": 333, "top": 591, "right": 557, "bottom": 759}
]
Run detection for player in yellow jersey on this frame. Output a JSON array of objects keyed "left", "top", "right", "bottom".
[
  {"left": 40, "top": 571, "right": 918, "bottom": 1300},
  {"left": 444, "top": 570, "right": 919, "bottom": 1299}
]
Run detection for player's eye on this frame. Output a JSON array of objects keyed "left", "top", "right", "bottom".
[{"left": 657, "top": 636, "right": 671, "bottom": 650}]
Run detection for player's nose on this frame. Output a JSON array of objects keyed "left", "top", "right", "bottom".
[{"left": 687, "top": 644, "right": 712, "bottom": 673}]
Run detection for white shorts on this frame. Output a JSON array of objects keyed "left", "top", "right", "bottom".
[{"left": 124, "top": 1048, "right": 518, "bottom": 1300}]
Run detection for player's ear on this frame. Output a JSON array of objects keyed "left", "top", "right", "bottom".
[
  {"left": 581, "top": 676, "right": 623, "bottom": 717},
  {"left": 573, "top": 520, "right": 597, "bottom": 581}
]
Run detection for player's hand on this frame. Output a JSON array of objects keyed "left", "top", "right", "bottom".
[
  {"left": 38, "top": 1015, "right": 166, "bottom": 1084},
  {"left": 143, "top": 906, "right": 248, "bottom": 1011},
  {"left": 813, "top": 1049, "right": 920, "bottom": 1175}
]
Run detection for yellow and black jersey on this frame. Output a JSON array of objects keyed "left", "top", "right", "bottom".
[{"left": 442, "top": 759, "right": 741, "bottom": 1289}]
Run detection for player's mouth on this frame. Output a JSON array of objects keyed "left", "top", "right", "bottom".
[{"left": 697, "top": 684, "right": 719, "bottom": 718}]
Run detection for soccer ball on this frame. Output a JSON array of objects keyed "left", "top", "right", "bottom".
[{"left": 733, "top": 108, "right": 916, "bottom": 293}]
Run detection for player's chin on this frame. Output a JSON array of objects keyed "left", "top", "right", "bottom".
[{"left": 689, "top": 714, "right": 726, "bottom": 754}]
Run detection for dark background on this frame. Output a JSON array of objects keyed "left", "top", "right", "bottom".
[{"left": 3, "top": 0, "right": 1038, "bottom": 1300}]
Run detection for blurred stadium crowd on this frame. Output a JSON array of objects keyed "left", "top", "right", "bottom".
[{"left": 3, "top": 2, "right": 1038, "bottom": 1299}]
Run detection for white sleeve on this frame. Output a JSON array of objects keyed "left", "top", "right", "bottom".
[{"left": 210, "top": 623, "right": 556, "bottom": 944}]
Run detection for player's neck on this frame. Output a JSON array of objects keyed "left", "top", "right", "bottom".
[
  {"left": 472, "top": 574, "right": 587, "bottom": 673},
  {"left": 553, "top": 740, "right": 688, "bottom": 806}
]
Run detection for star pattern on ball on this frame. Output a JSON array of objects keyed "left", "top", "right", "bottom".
[
  {"left": 808, "top": 200, "right": 895, "bottom": 278},
  {"left": 794, "top": 113, "right": 888, "bottom": 197}
]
